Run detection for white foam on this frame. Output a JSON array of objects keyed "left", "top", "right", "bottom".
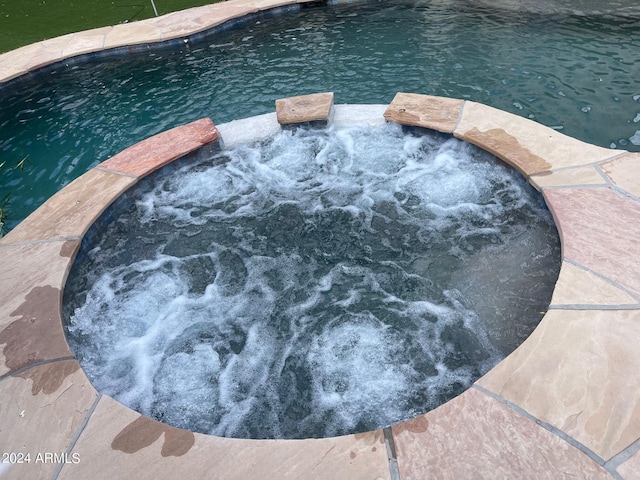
[{"left": 65, "top": 122, "right": 559, "bottom": 439}]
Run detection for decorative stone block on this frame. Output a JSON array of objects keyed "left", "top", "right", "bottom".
[
  {"left": 275, "top": 92, "right": 334, "bottom": 126},
  {"left": 550, "top": 261, "right": 637, "bottom": 307},
  {"left": 529, "top": 165, "right": 607, "bottom": 190},
  {"left": 384, "top": 93, "right": 464, "bottom": 133},
  {"left": 99, "top": 118, "right": 219, "bottom": 178}
]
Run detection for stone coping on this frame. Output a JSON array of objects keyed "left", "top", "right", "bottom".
[
  {"left": 2, "top": 95, "right": 640, "bottom": 479},
  {"left": 0, "top": 0, "right": 349, "bottom": 85}
]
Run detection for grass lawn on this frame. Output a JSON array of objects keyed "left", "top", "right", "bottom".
[{"left": 0, "top": 0, "right": 223, "bottom": 53}]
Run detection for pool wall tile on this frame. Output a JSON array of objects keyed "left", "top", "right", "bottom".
[
  {"left": 99, "top": 118, "right": 219, "bottom": 178},
  {"left": 599, "top": 153, "right": 640, "bottom": 198},
  {"left": 529, "top": 165, "right": 608, "bottom": 190},
  {"left": 544, "top": 187, "right": 640, "bottom": 298},
  {"left": 58, "top": 396, "right": 391, "bottom": 480},
  {"left": 476, "top": 309, "right": 640, "bottom": 461},
  {"left": 0, "top": 241, "right": 78, "bottom": 376},
  {"left": 383, "top": 92, "right": 464, "bottom": 133},
  {"left": 0, "top": 169, "right": 136, "bottom": 244},
  {"left": 454, "top": 102, "right": 616, "bottom": 177},
  {"left": 550, "top": 261, "right": 638, "bottom": 306},
  {"left": 392, "top": 388, "right": 612, "bottom": 480},
  {"left": 0, "top": 360, "right": 97, "bottom": 480}
]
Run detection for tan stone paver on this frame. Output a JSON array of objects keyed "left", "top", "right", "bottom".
[
  {"left": 0, "top": 241, "right": 78, "bottom": 377},
  {"left": 193, "top": 4, "right": 260, "bottom": 31},
  {"left": 392, "top": 388, "right": 612, "bottom": 480},
  {"left": 544, "top": 187, "right": 640, "bottom": 298},
  {"left": 618, "top": 447, "right": 640, "bottom": 479},
  {"left": 477, "top": 309, "right": 640, "bottom": 461},
  {"left": 61, "top": 28, "right": 112, "bottom": 58},
  {"left": 58, "top": 395, "right": 391, "bottom": 480},
  {"left": 384, "top": 92, "right": 464, "bottom": 133},
  {"left": 0, "top": 65, "right": 27, "bottom": 82},
  {"left": 550, "top": 261, "right": 638, "bottom": 306},
  {"left": 454, "top": 101, "right": 616, "bottom": 177},
  {"left": 0, "top": 169, "right": 135, "bottom": 244},
  {"left": 0, "top": 360, "right": 97, "bottom": 480},
  {"left": 0, "top": 43, "right": 43, "bottom": 72},
  {"left": 276, "top": 92, "right": 334, "bottom": 125},
  {"left": 600, "top": 152, "right": 640, "bottom": 198},
  {"left": 529, "top": 164, "right": 608, "bottom": 190},
  {"left": 104, "top": 23, "right": 164, "bottom": 49}
]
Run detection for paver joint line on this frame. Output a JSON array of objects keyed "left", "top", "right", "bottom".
[
  {"left": 51, "top": 393, "right": 103, "bottom": 480},
  {"left": 471, "top": 385, "right": 609, "bottom": 469},
  {"left": 0, "top": 356, "right": 77, "bottom": 383},
  {"left": 383, "top": 427, "right": 401, "bottom": 480},
  {"left": 0, "top": 237, "right": 82, "bottom": 247},
  {"left": 94, "top": 166, "right": 141, "bottom": 179},
  {"left": 452, "top": 99, "right": 466, "bottom": 132}
]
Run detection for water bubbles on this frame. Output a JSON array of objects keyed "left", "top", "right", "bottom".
[{"left": 64, "top": 123, "right": 560, "bottom": 439}]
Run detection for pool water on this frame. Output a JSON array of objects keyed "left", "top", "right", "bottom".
[
  {"left": 1, "top": 0, "right": 640, "bottom": 233},
  {"left": 63, "top": 123, "right": 561, "bottom": 439}
]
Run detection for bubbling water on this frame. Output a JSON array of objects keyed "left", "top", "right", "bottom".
[{"left": 64, "top": 122, "right": 560, "bottom": 439}]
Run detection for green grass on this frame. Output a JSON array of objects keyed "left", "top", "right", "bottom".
[{"left": 0, "top": 0, "right": 223, "bottom": 53}]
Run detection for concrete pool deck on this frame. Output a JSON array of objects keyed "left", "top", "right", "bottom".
[{"left": 1, "top": 2, "right": 640, "bottom": 479}]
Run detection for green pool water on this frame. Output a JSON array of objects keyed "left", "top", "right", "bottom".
[{"left": 1, "top": 0, "right": 640, "bottom": 233}]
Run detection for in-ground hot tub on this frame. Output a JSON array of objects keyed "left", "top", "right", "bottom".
[
  {"left": 1, "top": 0, "right": 640, "bottom": 476},
  {"left": 62, "top": 107, "right": 561, "bottom": 439}
]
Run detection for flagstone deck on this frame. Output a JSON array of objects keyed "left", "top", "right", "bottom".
[{"left": 1, "top": 2, "right": 640, "bottom": 479}]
